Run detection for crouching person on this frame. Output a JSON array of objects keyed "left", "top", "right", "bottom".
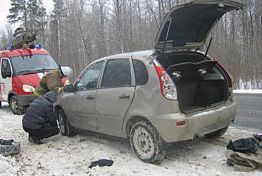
[{"left": 22, "top": 91, "right": 59, "bottom": 144}]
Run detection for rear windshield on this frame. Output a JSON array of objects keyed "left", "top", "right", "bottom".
[{"left": 10, "top": 55, "right": 58, "bottom": 75}]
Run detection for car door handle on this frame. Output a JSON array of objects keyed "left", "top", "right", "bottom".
[
  {"left": 86, "top": 95, "right": 95, "bottom": 100},
  {"left": 119, "top": 95, "right": 130, "bottom": 99}
]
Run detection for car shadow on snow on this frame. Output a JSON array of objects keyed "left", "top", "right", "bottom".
[
  {"left": 69, "top": 129, "right": 228, "bottom": 162},
  {"left": 73, "top": 130, "right": 132, "bottom": 154},
  {"left": 164, "top": 136, "right": 230, "bottom": 161}
]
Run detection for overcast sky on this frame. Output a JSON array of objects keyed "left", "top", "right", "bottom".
[{"left": 0, "top": 0, "right": 54, "bottom": 30}]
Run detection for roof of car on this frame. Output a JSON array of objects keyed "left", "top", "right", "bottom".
[
  {"left": 0, "top": 48, "right": 49, "bottom": 58},
  {"left": 96, "top": 50, "right": 154, "bottom": 62}
]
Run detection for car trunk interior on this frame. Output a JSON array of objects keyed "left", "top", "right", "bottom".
[{"left": 157, "top": 52, "right": 230, "bottom": 114}]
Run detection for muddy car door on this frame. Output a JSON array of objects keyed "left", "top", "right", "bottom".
[
  {"left": 95, "top": 58, "right": 135, "bottom": 136},
  {"left": 62, "top": 61, "right": 104, "bottom": 131}
]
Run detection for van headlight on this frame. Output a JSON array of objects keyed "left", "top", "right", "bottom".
[{"left": 23, "top": 84, "right": 35, "bottom": 93}]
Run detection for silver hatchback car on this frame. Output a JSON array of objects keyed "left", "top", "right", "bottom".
[{"left": 55, "top": 0, "right": 243, "bottom": 163}]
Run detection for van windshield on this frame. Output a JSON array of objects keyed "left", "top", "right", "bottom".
[{"left": 11, "top": 55, "right": 59, "bottom": 75}]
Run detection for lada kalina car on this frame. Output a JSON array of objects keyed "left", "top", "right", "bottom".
[{"left": 54, "top": 0, "right": 244, "bottom": 163}]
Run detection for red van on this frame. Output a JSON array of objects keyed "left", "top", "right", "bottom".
[{"left": 0, "top": 45, "right": 66, "bottom": 114}]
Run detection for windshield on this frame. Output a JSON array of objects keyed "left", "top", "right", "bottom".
[{"left": 10, "top": 55, "right": 59, "bottom": 75}]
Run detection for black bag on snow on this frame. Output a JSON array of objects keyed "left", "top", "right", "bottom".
[
  {"left": 226, "top": 138, "right": 258, "bottom": 154},
  {"left": 0, "top": 139, "right": 21, "bottom": 157}
]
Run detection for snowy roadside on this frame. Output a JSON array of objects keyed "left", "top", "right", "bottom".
[
  {"left": 233, "top": 89, "right": 262, "bottom": 94},
  {"left": 0, "top": 103, "right": 261, "bottom": 176}
]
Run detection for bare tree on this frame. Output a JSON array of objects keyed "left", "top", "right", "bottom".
[{"left": 3, "top": 0, "right": 261, "bottom": 88}]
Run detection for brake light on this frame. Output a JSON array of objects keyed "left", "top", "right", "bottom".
[
  {"left": 153, "top": 59, "right": 177, "bottom": 100},
  {"left": 217, "top": 62, "right": 233, "bottom": 88},
  {"left": 176, "top": 120, "right": 186, "bottom": 126}
]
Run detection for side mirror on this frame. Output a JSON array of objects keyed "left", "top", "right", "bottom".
[{"left": 63, "top": 84, "right": 75, "bottom": 93}]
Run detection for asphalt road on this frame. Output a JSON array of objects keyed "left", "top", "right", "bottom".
[{"left": 234, "top": 93, "right": 262, "bottom": 131}]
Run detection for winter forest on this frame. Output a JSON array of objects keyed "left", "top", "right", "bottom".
[{"left": 0, "top": 0, "right": 261, "bottom": 89}]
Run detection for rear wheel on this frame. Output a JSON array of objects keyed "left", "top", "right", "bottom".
[
  {"left": 205, "top": 126, "right": 228, "bottom": 138},
  {"left": 57, "top": 109, "right": 75, "bottom": 136},
  {"left": 9, "top": 96, "right": 25, "bottom": 115},
  {"left": 130, "top": 121, "right": 166, "bottom": 163}
]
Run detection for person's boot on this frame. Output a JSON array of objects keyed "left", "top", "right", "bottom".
[{"left": 28, "top": 136, "right": 43, "bottom": 145}]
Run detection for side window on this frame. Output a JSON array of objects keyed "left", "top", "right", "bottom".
[
  {"left": 132, "top": 60, "right": 148, "bottom": 85},
  {"left": 75, "top": 61, "right": 103, "bottom": 91},
  {"left": 1, "top": 58, "right": 12, "bottom": 78},
  {"left": 101, "top": 58, "right": 131, "bottom": 88}
]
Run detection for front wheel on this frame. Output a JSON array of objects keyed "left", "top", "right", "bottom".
[
  {"left": 57, "top": 109, "right": 75, "bottom": 136},
  {"left": 129, "top": 121, "right": 166, "bottom": 163},
  {"left": 9, "top": 96, "right": 25, "bottom": 115}
]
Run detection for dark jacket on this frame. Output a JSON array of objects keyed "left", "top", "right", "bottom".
[{"left": 23, "top": 91, "right": 57, "bottom": 129}]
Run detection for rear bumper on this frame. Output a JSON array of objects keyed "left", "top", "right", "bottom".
[
  {"left": 17, "top": 94, "right": 36, "bottom": 106},
  {"left": 149, "top": 101, "right": 236, "bottom": 143}
]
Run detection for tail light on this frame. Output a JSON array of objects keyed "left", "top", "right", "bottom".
[{"left": 153, "top": 59, "right": 177, "bottom": 100}]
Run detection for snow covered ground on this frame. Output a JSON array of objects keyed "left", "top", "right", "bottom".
[
  {"left": 0, "top": 102, "right": 261, "bottom": 176},
  {"left": 233, "top": 89, "right": 262, "bottom": 94}
]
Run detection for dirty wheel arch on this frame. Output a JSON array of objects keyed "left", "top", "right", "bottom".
[{"left": 205, "top": 126, "right": 228, "bottom": 139}]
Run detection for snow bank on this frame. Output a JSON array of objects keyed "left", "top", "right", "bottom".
[
  {"left": 0, "top": 103, "right": 261, "bottom": 176},
  {"left": 233, "top": 89, "right": 262, "bottom": 94}
]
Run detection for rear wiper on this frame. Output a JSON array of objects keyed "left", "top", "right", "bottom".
[
  {"left": 16, "top": 68, "right": 54, "bottom": 75},
  {"left": 34, "top": 68, "right": 54, "bottom": 73},
  {"left": 16, "top": 70, "right": 39, "bottom": 75}
]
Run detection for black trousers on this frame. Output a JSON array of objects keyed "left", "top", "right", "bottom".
[{"left": 23, "top": 125, "right": 59, "bottom": 139}]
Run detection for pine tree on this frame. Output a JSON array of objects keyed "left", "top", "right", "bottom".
[
  {"left": 7, "top": 0, "right": 47, "bottom": 32},
  {"left": 27, "top": 0, "right": 47, "bottom": 31},
  {"left": 7, "top": 0, "right": 28, "bottom": 29}
]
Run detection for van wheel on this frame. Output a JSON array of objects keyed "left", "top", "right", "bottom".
[
  {"left": 9, "top": 96, "right": 25, "bottom": 115},
  {"left": 130, "top": 121, "right": 166, "bottom": 163},
  {"left": 205, "top": 126, "right": 228, "bottom": 139},
  {"left": 57, "top": 109, "right": 75, "bottom": 136}
]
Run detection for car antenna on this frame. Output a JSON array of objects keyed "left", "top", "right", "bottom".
[{"left": 204, "top": 37, "right": 213, "bottom": 59}]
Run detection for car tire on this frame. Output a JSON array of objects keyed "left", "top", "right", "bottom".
[
  {"left": 130, "top": 121, "right": 166, "bottom": 163},
  {"left": 57, "top": 109, "right": 75, "bottom": 137},
  {"left": 205, "top": 126, "right": 228, "bottom": 139},
  {"left": 9, "top": 95, "right": 26, "bottom": 115}
]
